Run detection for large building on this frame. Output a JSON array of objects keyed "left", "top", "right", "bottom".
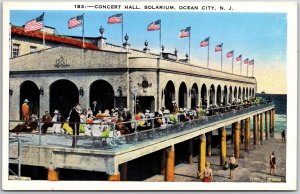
[{"left": 9, "top": 25, "right": 256, "bottom": 120}]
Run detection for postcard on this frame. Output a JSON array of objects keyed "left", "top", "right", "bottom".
[{"left": 2, "top": 1, "right": 297, "bottom": 191}]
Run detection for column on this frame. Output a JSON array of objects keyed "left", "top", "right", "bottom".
[
  {"left": 272, "top": 109, "right": 275, "bottom": 136},
  {"left": 265, "top": 111, "right": 269, "bottom": 140},
  {"left": 198, "top": 134, "right": 206, "bottom": 177},
  {"left": 206, "top": 131, "right": 212, "bottom": 156},
  {"left": 165, "top": 145, "right": 175, "bottom": 182},
  {"left": 245, "top": 117, "right": 250, "bottom": 152},
  {"left": 120, "top": 162, "right": 127, "bottom": 181},
  {"left": 108, "top": 173, "right": 121, "bottom": 181},
  {"left": 253, "top": 115, "right": 258, "bottom": 145},
  {"left": 231, "top": 124, "right": 235, "bottom": 144},
  {"left": 188, "top": 139, "right": 193, "bottom": 164},
  {"left": 240, "top": 120, "right": 245, "bottom": 144},
  {"left": 259, "top": 113, "right": 263, "bottom": 141},
  {"left": 233, "top": 121, "right": 240, "bottom": 159},
  {"left": 160, "top": 149, "right": 166, "bottom": 175},
  {"left": 47, "top": 167, "right": 59, "bottom": 181},
  {"left": 219, "top": 127, "right": 227, "bottom": 166}
]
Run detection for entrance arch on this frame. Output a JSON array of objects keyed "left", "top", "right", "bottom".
[
  {"left": 246, "top": 88, "right": 249, "bottom": 99},
  {"left": 252, "top": 88, "right": 255, "bottom": 98},
  {"left": 50, "top": 79, "right": 78, "bottom": 118},
  {"left": 216, "top": 85, "right": 222, "bottom": 105},
  {"left": 200, "top": 84, "right": 207, "bottom": 107},
  {"left": 209, "top": 84, "right": 215, "bottom": 105},
  {"left": 234, "top": 86, "right": 237, "bottom": 102},
  {"left": 223, "top": 86, "right": 228, "bottom": 104},
  {"left": 164, "top": 81, "right": 175, "bottom": 111},
  {"left": 229, "top": 86, "right": 233, "bottom": 103},
  {"left": 242, "top": 87, "right": 245, "bottom": 100},
  {"left": 190, "top": 83, "right": 199, "bottom": 110},
  {"left": 178, "top": 82, "right": 187, "bottom": 109},
  {"left": 20, "top": 81, "right": 40, "bottom": 119},
  {"left": 238, "top": 87, "right": 242, "bottom": 100},
  {"left": 90, "top": 80, "right": 115, "bottom": 113}
]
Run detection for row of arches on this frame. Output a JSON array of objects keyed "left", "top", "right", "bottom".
[
  {"left": 19, "top": 79, "right": 115, "bottom": 119},
  {"left": 164, "top": 81, "right": 255, "bottom": 110}
]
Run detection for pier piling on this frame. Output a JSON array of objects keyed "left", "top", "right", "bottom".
[
  {"left": 265, "top": 111, "right": 269, "bottom": 140},
  {"left": 233, "top": 121, "right": 240, "bottom": 159},
  {"left": 220, "top": 127, "right": 227, "bottom": 166},
  {"left": 198, "top": 134, "right": 206, "bottom": 177},
  {"left": 165, "top": 145, "right": 175, "bottom": 182},
  {"left": 245, "top": 117, "right": 250, "bottom": 152}
]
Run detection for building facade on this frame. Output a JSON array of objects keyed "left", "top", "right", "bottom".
[{"left": 9, "top": 25, "right": 256, "bottom": 120}]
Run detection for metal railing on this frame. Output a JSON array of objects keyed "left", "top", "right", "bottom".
[
  {"left": 9, "top": 100, "right": 274, "bottom": 150},
  {"left": 9, "top": 138, "right": 22, "bottom": 178}
]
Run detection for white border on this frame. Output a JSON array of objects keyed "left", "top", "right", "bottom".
[{"left": 2, "top": 1, "right": 297, "bottom": 191}]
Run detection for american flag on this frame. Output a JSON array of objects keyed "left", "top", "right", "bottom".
[
  {"left": 244, "top": 58, "right": 249, "bottom": 64},
  {"left": 215, "top": 43, "right": 223, "bottom": 52},
  {"left": 107, "top": 13, "right": 122, "bottom": 24},
  {"left": 24, "top": 13, "right": 44, "bottom": 32},
  {"left": 236, "top": 54, "right": 242, "bottom": 61},
  {"left": 147, "top": 20, "right": 161, "bottom": 31},
  {"left": 249, "top": 59, "right": 254, "bottom": 65},
  {"left": 200, "top": 37, "right": 209, "bottom": 47},
  {"left": 179, "top": 27, "right": 191, "bottom": 38},
  {"left": 226, "top": 50, "right": 234, "bottom": 58},
  {"left": 68, "top": 15, "right": 83, "bottom": 29}
]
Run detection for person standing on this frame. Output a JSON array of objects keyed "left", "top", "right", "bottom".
[
  {"left": 41, "top": 111, "right": 52, "bottom": 134},
  {"left": 198, "top": 161, "right": 214, "bottom": 182},
  {"left": 69, "top": 104, "right": 81, "bottom": 148},
  {"left": 269, "top": 151, "right": 276, "bottom": 175},
  {"left": 91, "top": 101, "right": 99, "bottom": 116},
  {"left": 22, "top": 99, "right": 30, "bottom": 121},
  {"left": 229, "top": 153, "right": 237, "bottom": 180},
  {"left": 281, "top": 130, "right": 286, "bottom": 143}
]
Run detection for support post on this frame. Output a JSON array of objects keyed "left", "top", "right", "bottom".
[
  {"left": 206, "top": 131, "right": 212, "bottom": 156},
  {"left": 254, "top": 115, "right": 258, "bottom": 145},
  {"left": 259, "top": 113, "right": 263, "bottom": 141},
  {"left": 47, "top": 168, "right": 59, "bottom": 181},
  {"left": 231, "top": 123, "right": 234, "bottom": 144},
  {"left": 219, "top": 127, "right": 227, "bottom": 166},
  {"left": 188, "top": 139, "right": 193, "bottom": 164},
  {"left": 120, "top": 162, "right": 127, "bottom": 181},
  {"left": 265, "top": 111, "right": 269, "bottom": 140},
  {"left": 108, "top": 173, "right": 121, "bottom": 181},
  {"left": 245, "top": 117, "right": 250, "bottom": 152},
  {"left": 165, "top": 145, "right": 175, "bottom": 182},
  {"left": 233, "top": 121, "right": 240, "bottom": 159},
  {"left": 198, "top": 134, "right": 206, "bottom": 177},
  {"left": 240, "top": 120, "right": 245, "bottom": 144}
]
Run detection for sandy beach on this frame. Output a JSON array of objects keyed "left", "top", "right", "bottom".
[{"left": 145, "top": 132, "right": 286, "bottom": 182}]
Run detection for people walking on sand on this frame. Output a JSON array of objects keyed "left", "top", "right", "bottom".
[
  {"left": 198, "top": 161, "right": 214, "bottom": 182},
  {"left": 229, "top": 153, "right": 238, "bottom": 180},
  {"left": 269, "top": 151, "right": 276, "bottom": 175},
  {"left": 281, "top": 130, "right": 286, "bottom": 143}
]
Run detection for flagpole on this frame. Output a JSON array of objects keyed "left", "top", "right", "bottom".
[
  {"left": 240, "top": 57, "right": 242, "bottom": 75},
  {"left": 43, "top": 12, "right": 45, "bottom": 47},
  {"left": 122, "top": 14, "right": 124, "bottom": 45},
  {"left": 232, "top": 53, "right": 234, "bottom": 74},
  {"left": 189, "top": 26, "right": 191, "bottom": 64},
  {"left": 221, "top": 49, "right": 223, "bottom": 71},
  {"left": 207, "top": 38, "right": 209, "bottom": 69},
  {"left": 82, "top": 13, "right": 85, "bottom": 48},
  {"left": 159, "top": 19, "right": 161, "bottom": 51}
]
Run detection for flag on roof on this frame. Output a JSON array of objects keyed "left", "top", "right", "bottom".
[
  {"left": 215, "top": 43, "right": 223, "bottom": 52},
  {"left": 244, "top": 58, "right": 249, "bottom": 64},
  {"left": 147, "top": 20, "right": 161, "bottom": 31},
  {"left": 24, "top": 13, "right": 44, "bottom": 32},
  {"left": 68, "top": 15, "right": 83, "bottom": 29},
  {"left": 226, "top": 50, "right": 234, "bottom": 58},
  {"left": 236, "top": 54, "right": 242, "bottom": 61},
  {"left": 200, "top": 37, "right": 209, "bottom": 47},
  {"left": 179, "top": 27, "right": 191, "bottom": 38},
  {"left": 107, "top": 13, "right": 123, "bottom": 24},
  {"left": 249, "top": 59, "right": 255, "bottom": 65}
]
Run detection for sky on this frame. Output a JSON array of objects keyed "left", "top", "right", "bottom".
[{"left": 10, "top": 11, "right": 287, "bottom": 94}]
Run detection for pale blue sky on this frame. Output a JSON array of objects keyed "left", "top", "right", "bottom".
[{"left": 10, "top": 10, "right": 287, "bottom": 93}]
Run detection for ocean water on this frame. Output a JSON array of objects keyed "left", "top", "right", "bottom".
[{"left": 256, "top": 94, "right": 287, "bottom": 132}]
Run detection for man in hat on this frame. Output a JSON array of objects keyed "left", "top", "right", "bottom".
[
  {"left": 69, "top": 104, "right": 81, "bottom": 148},
  {"left": 22, "top": 99, "right": 30, "bottom": 121},
  {"left": 41, "top": 111, "right": 52, "bottom": 134}
]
